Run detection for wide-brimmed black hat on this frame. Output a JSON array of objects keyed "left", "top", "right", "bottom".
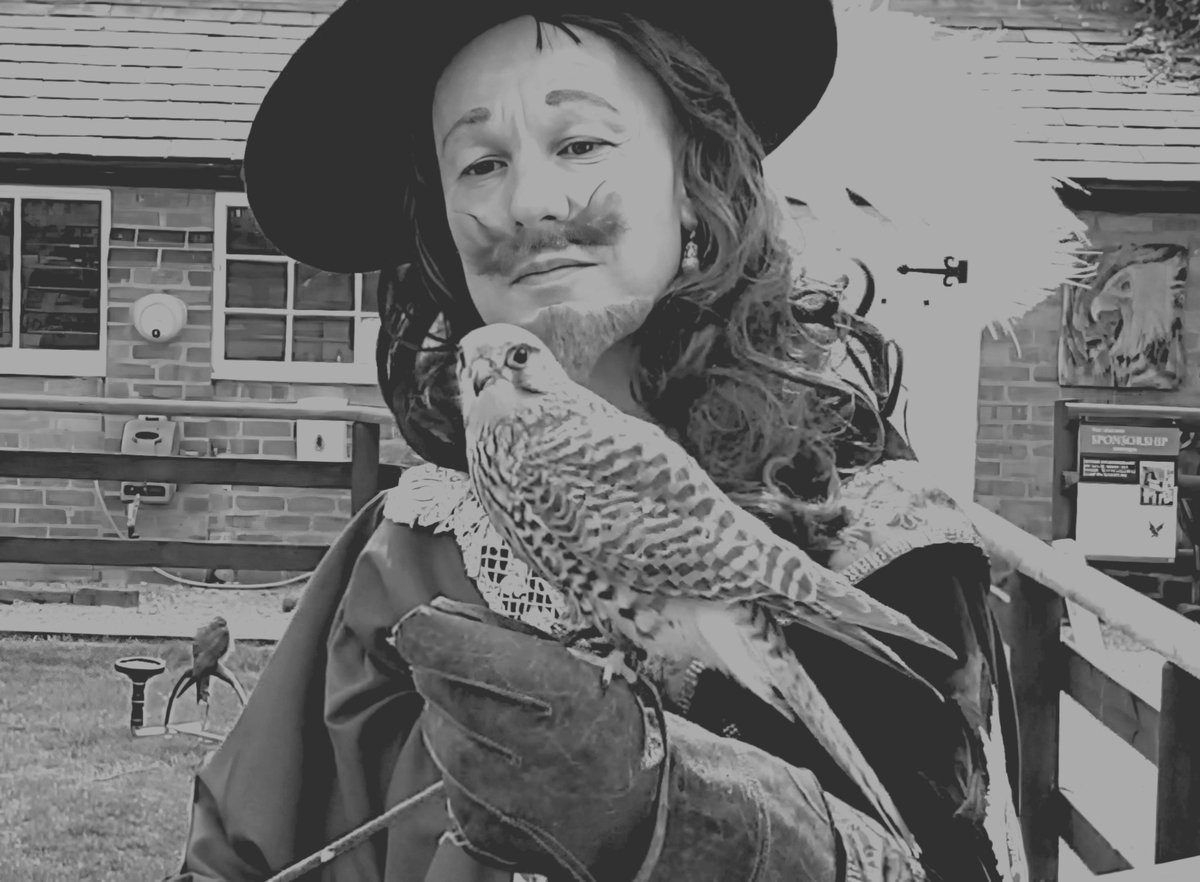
[{"left": 243, "top": 1, "right": 838, "bottom": 275}]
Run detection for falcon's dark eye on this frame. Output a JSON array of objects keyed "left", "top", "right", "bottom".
[{"left": 505, "top": 344, "right": 531, "bottom": 369}]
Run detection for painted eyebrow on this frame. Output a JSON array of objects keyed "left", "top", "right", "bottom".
[
  {"left": 544, "top": 89, "right": 619, "bottom": 114},
  {"left": 441, "top": 90, "right": 621, "bottom": 153},
  {"left": 441, "top": 107, "right": 491, "bottom": 153}
]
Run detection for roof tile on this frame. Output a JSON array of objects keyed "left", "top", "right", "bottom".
[{"left": 0, "top": 0, "right": 1195, "bottom": 183}]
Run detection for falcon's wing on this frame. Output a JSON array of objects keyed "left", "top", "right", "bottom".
[{"left": 510, "top": 414, "right": 953, "bottom": 660}]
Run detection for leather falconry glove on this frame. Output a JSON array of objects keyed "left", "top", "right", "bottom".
[{"left": 392, "top": 597, "right": 922, "bottom": 882}]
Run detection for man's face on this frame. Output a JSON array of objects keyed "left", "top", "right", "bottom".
[{"left": 432, "top": 17, "right": 694, "bottom": 350}]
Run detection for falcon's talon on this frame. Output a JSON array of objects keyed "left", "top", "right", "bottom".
[
  {"left": 562, "top": 624, "right": 605, "bottom": 650},
  {"left": 600, "top": 649, "right": 638, "bottom": 691}
]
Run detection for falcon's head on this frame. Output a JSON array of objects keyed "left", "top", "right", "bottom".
[{"left": 456, "top": 324, "right": 571, "bottom": 427}]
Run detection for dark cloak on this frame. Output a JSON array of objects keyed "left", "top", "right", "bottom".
[{"left": 168, "top": 486, "right": 1021, "bottom": 882}]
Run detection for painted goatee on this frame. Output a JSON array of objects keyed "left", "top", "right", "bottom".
[{"left": 522, "top": 299, "right": 655, "bottom": 383}]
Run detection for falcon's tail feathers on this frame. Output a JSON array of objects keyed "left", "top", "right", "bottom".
[
  {"left": 757, "top": 552, "right": 957, "bottom": 659},
  {"left": 811, "top": 581, "right": 957, "bottom": 659},
  {"left": 695, "top": 603, "right": 921, "bottom": 860},
  {"left": 755, "top": 588, "right": 946, "bottom": 698},
  {"left": 792, "top": 613, "right": 945, "bottom": 701}
]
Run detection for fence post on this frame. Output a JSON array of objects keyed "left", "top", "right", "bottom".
[
  {"left": 1009, "top": 571, "right": 1066, "bottom": 882},
  {"left": 1155, "top": 662, "right": 1200, "bottom": 864},
  {"left": 350, "top": 421, "right": 381, "bottom": 514},
  {"left": 1051, "top": 398, "right": 1077, "bottom": 543}
]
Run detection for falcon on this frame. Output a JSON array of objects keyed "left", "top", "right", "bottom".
[{"left": 455, "top": 323, "right": 959, "bottom": 856}]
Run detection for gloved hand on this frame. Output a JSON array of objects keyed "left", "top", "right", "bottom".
[
  {"left": 391, "top": 597, "right": 665, "bottom": 882},
  {"left": 392, "top": 597, "right": 924, "bottom": 882}
]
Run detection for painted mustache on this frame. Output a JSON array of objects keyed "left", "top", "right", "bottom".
[{"left": 464, "top": 211, "right": 627, "bottom": 279}]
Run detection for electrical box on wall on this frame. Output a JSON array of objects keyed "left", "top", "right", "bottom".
[
  {"left": 296, "top": 420, "right": 350, "bottom": 461},
  {"left": 295, "top": 396, "right": 351, "bottom": 462},
  {"left": 119, "top": 415, "right": 181, "bottom": 503}
]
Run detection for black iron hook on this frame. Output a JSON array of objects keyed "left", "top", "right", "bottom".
[{"left": 897, "top": 256, "right": 969, "bottom": 288}]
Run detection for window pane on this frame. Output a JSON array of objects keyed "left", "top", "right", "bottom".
[
  {"left": 225, "top": 205, "right": 283, "bottom": 256},
  {"left": 0, "top": 199, "right": 11, "bottom": 347},
  {"left": 225, "top": 314, "right": 285, "bottom": 361},
  {"left": 295, "top": 263, "right": 353, "bottom": 311},
  {"left": 362, "top": 270, "right": 381, "bottom": 314},
  {"left": 20, "top": 199, "right": 102, "bottom": 351},
  {"left": 227, "top": 260, "right": 286, "bottom": 309},
  {"left": 356, "top": 315, "right": 381, "bottom": 365},
  {"left": 293, "top": 316, "right": 353, "bottom": 363}
]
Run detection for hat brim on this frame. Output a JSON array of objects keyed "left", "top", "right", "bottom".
[{"left": 243, "top": 2, "right": 837, "bottom": 274}]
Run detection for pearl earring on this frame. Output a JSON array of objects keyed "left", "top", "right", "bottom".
[{"left": 681, "top": 230, "right": 699, "bottom": 272}]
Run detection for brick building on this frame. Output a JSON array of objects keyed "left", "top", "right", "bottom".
[
  {"left": 1, "top": 0, "right": 1198, "bottom": 591},
  {"left": 935, "top": 6, "right": 1200, "bottom": 601},
  {"left": 0, "top": 0, "right": 397, "bottom": 584},
  {"left": 789, "top": 0, "right": 1200, "bottom": 599}
]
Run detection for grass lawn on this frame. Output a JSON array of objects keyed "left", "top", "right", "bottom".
[{"left": 0, "top": 635, "right": 275, "bottom": 882}]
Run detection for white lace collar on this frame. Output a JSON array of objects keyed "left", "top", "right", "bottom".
[{"left": 383, "top": 463, "right": 570, "bottom": 635}]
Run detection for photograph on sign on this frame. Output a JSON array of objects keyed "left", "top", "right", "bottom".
[{"left": 1075, "top": 424, "right": 1181, "bottom": 563}]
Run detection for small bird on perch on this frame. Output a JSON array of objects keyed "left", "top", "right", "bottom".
[{"left": 185, "top": 616, "right": 233, "bottom": 706}]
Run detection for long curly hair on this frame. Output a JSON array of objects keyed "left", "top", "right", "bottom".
[{"left": 377, "top": 13, "right": 903, "bottom": 552}]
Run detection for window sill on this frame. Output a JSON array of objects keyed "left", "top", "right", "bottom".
[
  {"left": 0, "top": 350, "right": 105, "bottom": 378},
  {"left": 210, "top": 360, "right": 378, "bottom": 385}
]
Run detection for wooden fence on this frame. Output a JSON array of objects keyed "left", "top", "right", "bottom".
[
  {"left": 0, "top": 393, "right": 401, "bottom": 573},
  {"left": 968, "top": 398, "right": 1200, "bottom": 881}
]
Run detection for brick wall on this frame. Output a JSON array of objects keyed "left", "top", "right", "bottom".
[
  {"left": 975, "top": 210, "right": 1200, "bottom": 599},
  {"left": 974, "top": 306, "right": 1061, "bottom": 534},
  {"left": 1, "top": 186, "right": 407, "bottom": 586},
  {"left": 1, "top": 377, "right": 107, "bottom": 583}
]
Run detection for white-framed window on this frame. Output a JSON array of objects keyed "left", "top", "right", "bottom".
[
  {"left": 212, "top": 192, "right": 382, "bottom": 384},
  {"left": 0, "top": 186, "right": 109, "bottom": 377}
]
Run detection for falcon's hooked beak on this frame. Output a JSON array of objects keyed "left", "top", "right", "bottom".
[
  {"left": 463, "top": 356, "right": 501, "bottom": 397},
  {"left": 472, "top": 367, "right": 496, "bottom": 396}
]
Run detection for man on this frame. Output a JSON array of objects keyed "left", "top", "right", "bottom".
[{"left": 171, "top": 4, "right": 1046, "bottom": 880}]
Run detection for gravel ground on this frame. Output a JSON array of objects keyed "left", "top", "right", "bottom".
[
  {"left": 0, "top": 579, "right": 300, "bottom": 641},
  {"left": 1, "top": 577, "right": 1167, "bottom": 651}
]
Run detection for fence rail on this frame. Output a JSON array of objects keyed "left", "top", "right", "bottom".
[
  {"left": 960, "top": 398, "right": 1200, "bottom": 881},
  {"left": 0, "top": 394, "right": 400, "bottom": 573},
  {"left": 0, "top": 393, "right": 397, "bottom": 424}
]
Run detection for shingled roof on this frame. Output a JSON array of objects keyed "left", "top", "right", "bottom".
[
  {"left": 892, "top": 0, "right": 1200, "bottom": 184},
  {"left": 0, "top": 0, "right": 333, "bottom": 163},
  {"left": 0, "top": 0, "right": 1197, "bottom": 183}
]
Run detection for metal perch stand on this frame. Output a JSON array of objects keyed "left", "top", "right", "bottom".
[{"left": 114, "top": 656, "right": 249, "bottom": 743}]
